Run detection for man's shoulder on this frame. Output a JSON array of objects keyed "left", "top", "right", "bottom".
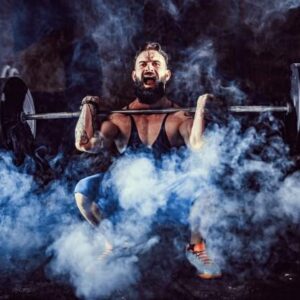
[
  {"left": 167, "top": 112, "right": 192, "bottom": 128},
  {"left": 109, "top": 112, "right": 129, "bottom": 121},
  {"left": 170, "top": 103, "right": 193, "bottom": 121},
  {"left": 107, "top": 99, "right": 139, "bottom": 124}
]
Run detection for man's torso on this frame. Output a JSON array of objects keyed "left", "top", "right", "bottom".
[{"left": 107, "top": 99, "right": 191, "bottom": 153}]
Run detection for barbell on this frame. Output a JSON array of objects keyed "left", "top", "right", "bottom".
[
  {"left": 0, "top": 63, "right": 300, "bottom": 151},
  {"left": 20, "top": 103, "right": 292, "bottom": 120}
]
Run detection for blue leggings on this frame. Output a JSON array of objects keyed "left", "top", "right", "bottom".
[{"left": 74, "top": 173, "right": 118, "bottom": 216}]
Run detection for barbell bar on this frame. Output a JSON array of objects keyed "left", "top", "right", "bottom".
[{"left": 20, "top": 103, "right": 292, "bottom": 122}]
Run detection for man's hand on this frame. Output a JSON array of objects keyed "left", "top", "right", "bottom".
[
  {"left": 80, "top": 95, "right": 101, "bottom": 111},
  {"left": 80, "top": 95, "right": 105, "bottom": 133},
  {"left": 75, "top": 95, "right": 119, "bottom": 153},
  {"left": 198, "top": 93, "right": 227, "bottom": 124},
  {"left": 76, "top": 95, "right": 102, "bottom": 151},
  {"left": 195, "top": 93, "right": 215, "bottom": 115},
  {"left": 188, "top": 94, "right": 215, "bottom": 150}
]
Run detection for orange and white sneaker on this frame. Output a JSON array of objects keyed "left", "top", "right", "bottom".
[{"left": 186, "top": 242, "right": 222, "bottom": 279}]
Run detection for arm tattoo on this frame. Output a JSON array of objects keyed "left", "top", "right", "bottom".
[
  {"left": 75, "top": 128, "right": 89, "bottom": 145},
  {"left": 75, "top": 105, "right": 93, "bottom": 145},
  {"left": 75, "top": 104, "right": 105, "bottom": 150}
]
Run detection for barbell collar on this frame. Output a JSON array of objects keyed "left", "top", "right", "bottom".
[{"left": 20, "top": 103, "right": 292, "bottom": 121}]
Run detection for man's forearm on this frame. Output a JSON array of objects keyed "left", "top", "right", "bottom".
[
  {"left": 189, "top": 105, "right": 205, "bottom": 150},
  {"left": 189, "top": 94, "right": 213, "bottom": 150},
  {"left": 75, "top": 104, "right": 93, "bottom": 145},
  {"left": 75, "top": 104, "right": 105, "bottom": 153}
]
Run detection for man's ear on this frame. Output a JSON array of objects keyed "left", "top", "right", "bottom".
[
  {"left": 132, "top": 70, "right": 137, "bottom": 81},
  {"left": 165, "top": 69, "right": 171, "bottom": 82}
]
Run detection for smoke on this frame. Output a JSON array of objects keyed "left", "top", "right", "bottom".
[
  {"left": 47, "top": 156, "right": 166, "bottom": 298},
  {"left": 277, "top": 171, "right": 300, "bottom": 222},
  {"left": 0, "top": 1, "right": 15, "bottom": 67},
  {"left": 47, "top": 223, "right": 142, "bottom": 299},
  {"left": 85, "top": 0, "right": 143, "bottom": 105},
  {"left": 185, "top": 115, "right": 298, "bottom": 274},
  {"left": 48, "top": 114, "right": 299, "bottom": 298},
  {"left": 62, "top": 0, "right": 144, "bottom": 104},
  {"left": 158, "top": 0, "right": 300, "bottom": 34},
  {"left": 1, "top": 114, "right": 300, "bottom": 298},
  {"left": 0, "top": 152, "right": 74, "bottom": 275},
  {"left": 170, "top": 39, "right": 246, "bottom": 105},
  {"left": 159, "top": 0, "right": 182, "bottom": 21},
  {"left": 160, "top": 0, "right": 300, "bottom": 105},
  {"left": 242, "top": 0, "right": 300, "bottom": 34},
  {"left": 0, "top": 0, "right": 142, "bottom": 104},
  {"left": 0, "top": 148, "right": 148, "bottom": 298}
]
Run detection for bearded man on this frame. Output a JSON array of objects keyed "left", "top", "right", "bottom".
[{"left": 74, "top": 42, "right": 221, "bottom": 279}]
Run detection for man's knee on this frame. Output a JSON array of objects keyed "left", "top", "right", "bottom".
[
  {"left": 74, "top": 192, "right": 91, "bottom": 209},
  {"left": 74, "top": 173, "right": 104, "bottom": 203}
]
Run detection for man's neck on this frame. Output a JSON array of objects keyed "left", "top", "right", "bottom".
[{"left": 130, "top": 97, "right": 172, "bottom": 109}]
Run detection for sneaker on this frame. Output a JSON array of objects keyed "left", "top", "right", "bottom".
[{"left": 186, "top": 242, "right": 222, "bottom": 279}]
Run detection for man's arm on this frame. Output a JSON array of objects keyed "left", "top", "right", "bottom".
[
  {"left": 75, "top": 96, "right": 119, "bottom": 153},
  {"left": 179, "top": 94, "right": 212, "bottom": 150}
]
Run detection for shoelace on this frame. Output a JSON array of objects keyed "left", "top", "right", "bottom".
[
  {"left": 97, "top": 241, "right": 113, "bottom": 261},
  {"left": 191, "top": 249, "right": 213, "bottom": 265}
]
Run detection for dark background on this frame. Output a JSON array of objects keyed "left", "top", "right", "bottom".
[{"left": 1, "top": 1, "right": 300, "bottom": 299}]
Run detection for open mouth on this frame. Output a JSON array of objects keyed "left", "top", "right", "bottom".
[{"left": 143, "top": 75, "right": 157, "bottom": 87}]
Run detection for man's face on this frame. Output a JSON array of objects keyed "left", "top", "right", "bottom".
[
  {"left": 132, "top": 50, "right": 171, "bottom": 104},
  {"left": 132, "top": 50, "right": 171, "bottom": 87}
]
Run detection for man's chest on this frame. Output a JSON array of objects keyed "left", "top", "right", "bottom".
[
  {"left": 132, "top": 115, "right": 167, "bottom": 142},
  {"left": 112, "top": 113, "right": 184, "bottom": 150}
]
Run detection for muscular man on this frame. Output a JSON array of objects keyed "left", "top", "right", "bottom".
[{"left": 74, "top": 42, "right": 221, "bottom": 279}]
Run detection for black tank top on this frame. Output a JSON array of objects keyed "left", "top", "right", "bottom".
[{"left": 126, "top": 113, "right": 172, "bottom": 157}]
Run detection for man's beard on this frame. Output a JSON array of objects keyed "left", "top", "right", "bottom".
[{"left": 134, "top": 79, "right": 166, "bottom": 104}]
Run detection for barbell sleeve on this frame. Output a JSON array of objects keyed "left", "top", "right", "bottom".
[{"left": 20, "top": 103, "right": 292, "bottom": 121}]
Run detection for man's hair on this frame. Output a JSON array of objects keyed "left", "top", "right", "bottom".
[{"left": 135, "top": 42, "right": 169, "bottom": 66}]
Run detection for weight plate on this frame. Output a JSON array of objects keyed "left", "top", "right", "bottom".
[
  {"left": 0, "top": 77, "right": 36, "bottom": 149},
  {"left": 291, "top": 63, "right": 300, "bottom": 133},
  {"left": 22, "top": 89, "right": 36, "bottom": 138}
]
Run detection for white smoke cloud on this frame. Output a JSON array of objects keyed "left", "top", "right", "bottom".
[
  {"left": 0, "top": 152, "right": 74, "bottom": 273},
  {"left": 47, "top": 222, "right": 141, "bottom": 299},
  {"left": 48, "top": 112, "right": 300, "bottom": 297},
  {"left": 184, "top": 116, "right": 298, "bottom": 272},
  {"left": 242, "top": 0, "right": 300, "bottom": 33},
  {"left": 1, "top": 110, "right": 300, "bottom": 298},
  {"left": 160, "top": 0, "right": 181, "bottom": 21},
  {"left": 158, "top": 0, "right": 300, "bottom": 34},
  {"left": 172, "top": 39, "right": 246, "bottom": 105},
  {"left": 88, "top": 0, "right": 142, "bottom": 104},
  {"left": 277, "top": 171, "right": 300, "bottom": 222}
]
